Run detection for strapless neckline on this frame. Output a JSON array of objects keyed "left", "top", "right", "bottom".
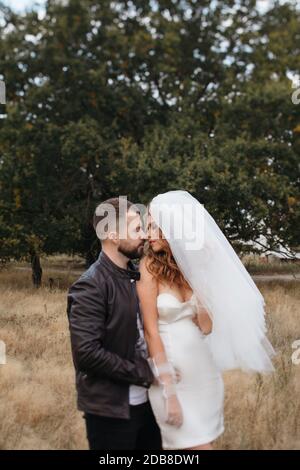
[
  {"left": 157, "top": 292, "right": 196, "bottom": 305},
  {"left": 156, "top": 291, "right": 198, "bottom": 325}
]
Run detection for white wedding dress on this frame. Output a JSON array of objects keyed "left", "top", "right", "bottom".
[{"left": 148, "top": 292, "right": 225, "bottom": 450}]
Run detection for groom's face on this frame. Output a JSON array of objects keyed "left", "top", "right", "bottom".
[{"left": 117, "top": 209, "right": 146, "bottom": 259}]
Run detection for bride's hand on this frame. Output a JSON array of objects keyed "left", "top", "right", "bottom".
[
  {"left": 151, "top": 366, "right": 182, "bottom": 386},
  {"left": 174, "top": 367, "right": 181, "bottom": 384},
  {"left": 192, "top": 310, "right": 212, "bottom": 335},
  {"left": 165, "top": 392, "right": 183, "bottom": 427}
]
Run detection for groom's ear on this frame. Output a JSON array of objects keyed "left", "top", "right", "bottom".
[{"left": 107, "top": 231, "right": 119, "bottom": 243}]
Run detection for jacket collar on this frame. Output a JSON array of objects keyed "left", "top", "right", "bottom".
[{"left": 97, "top": 250, "right": 141, "bottom": 281}]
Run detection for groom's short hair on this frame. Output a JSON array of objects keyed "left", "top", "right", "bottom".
[{"left": 93, "top": 197, "right": 138, "bottom": 240}]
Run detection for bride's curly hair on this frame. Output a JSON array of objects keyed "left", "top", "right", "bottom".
[{"left": 143, "top": 230, "right": 191, "bottom": 290}]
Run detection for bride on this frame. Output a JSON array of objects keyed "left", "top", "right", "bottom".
[{"left": 136, "top": 190, "right": 276, "bottom": 450}]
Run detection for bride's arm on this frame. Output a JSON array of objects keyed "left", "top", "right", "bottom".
[
  {"left": 136, "top": 256, "right": 183, "bottom": 427},
  {"left": 195, "top": 310, "right": 213, "bottom": 335},
  {"left": 136, "top": 256, "right": 168, "bottom": 364},
  {"left": 136, "top": 257, "right": 180, "bottom": 384},
  {"left": 193, "top": 301, "right": 213, "bottom": 335}
]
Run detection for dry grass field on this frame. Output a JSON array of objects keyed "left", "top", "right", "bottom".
[{"left": 0, "top": 265, "right": 299, "bottom": 450}]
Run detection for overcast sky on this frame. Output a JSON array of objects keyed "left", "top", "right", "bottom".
[
  {"left": 7, "top": 0, "right": 43, "bottom": 11},
  {"left": 5, "top": 0, "right": 289, "bottom": 14}
]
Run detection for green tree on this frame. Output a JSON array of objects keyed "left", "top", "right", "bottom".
[{"left": 0, "top": 0, "right": 299, "bottom": 287}]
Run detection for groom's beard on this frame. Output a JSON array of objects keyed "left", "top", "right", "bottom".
[{"left": 118, "top": 242, "right": 145, "bottom": 260}]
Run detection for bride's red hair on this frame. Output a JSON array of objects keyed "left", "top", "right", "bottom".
[{"left": 143, "top": 234, "right": 190, "bottom": 290}]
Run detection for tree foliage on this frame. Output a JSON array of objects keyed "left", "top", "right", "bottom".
[{"left": 0, "top": 0, "right": 299, "bottom": 283}]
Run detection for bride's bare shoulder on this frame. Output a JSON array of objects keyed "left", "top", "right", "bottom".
[
  {"left": 139, "top": 255, "right": 150, "bottom": 272},
  {"left": 138, "top": 256, "right": 156, "bottom": 283},
  {"left": 137, "top": 258, "right": 159, "bottom": 316}
]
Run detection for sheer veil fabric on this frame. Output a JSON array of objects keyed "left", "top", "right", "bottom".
[{"left": 149, "top": 190, "right": 276, "bottom": 373}]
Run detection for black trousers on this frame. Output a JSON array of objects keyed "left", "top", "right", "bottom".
[{"left": 84, "top": 400, "right": 162, "bottom": 450}]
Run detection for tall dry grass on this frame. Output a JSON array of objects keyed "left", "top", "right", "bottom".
[
  {"left": 0, "top": 270, "right": 86, "bottom": 450},
  {"left": 0, "top": 269, "right": 299, "bottom": 450},
  {"left": 219, "top": 280, "right": 300, "bottom": 449}
]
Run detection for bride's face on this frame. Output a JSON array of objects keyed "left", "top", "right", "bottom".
[{"left": 146, "top": 213, "right": 168, "bottom": 253}]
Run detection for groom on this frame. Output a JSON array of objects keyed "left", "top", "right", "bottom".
[{"left": 67, "top": 197, "right": 162, "bottom": 450}]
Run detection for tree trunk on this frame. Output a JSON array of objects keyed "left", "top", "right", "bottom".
[{"left": 31, "top": 252, "right": 42, "bottom": 288}]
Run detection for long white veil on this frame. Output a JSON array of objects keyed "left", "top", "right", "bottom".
[{"left": 149, "top": 190, "right": 276, "bottom": 373}]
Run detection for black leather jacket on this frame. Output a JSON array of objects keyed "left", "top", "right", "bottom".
[{"left": 67, "top": 250, "right": 154, "bottom": 419}]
